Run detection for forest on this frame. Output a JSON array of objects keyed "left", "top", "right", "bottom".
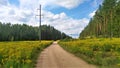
[
  {"left": 0, "top": 22, "right": 71, "bottom": 41},
  {"left": 80, "top": 0, "right": 120, "bottom": 38}
]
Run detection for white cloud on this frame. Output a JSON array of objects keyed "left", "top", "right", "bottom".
[
  {"left": 20, "top": 0, "right": 83, "bottom": 9},
  {"left": 0, "top": 0, "right": 8, "bottom": 6},
  {"left": 0, "top": 0, "right": 90, "bottom": 38},
  {"left": 34, "top": 0, "right": 87, "bottom": 9},
  {"left": 0, "top": 5, "right": 34, "bottom": 24},
  {"left": 89, "top": 10, "right": 96, "bottom": 18},
  {"left": 53, "top": 0, "right": 86, "bottom": 9},
  {"left": 41, "top": 12, "right": 89, "bottom": 38},
  {"left": 19, "top": 0, "right": 39, "bottom": 10},
  {"left": 92, "top": 0, "right": 103, "bottom": 8}
]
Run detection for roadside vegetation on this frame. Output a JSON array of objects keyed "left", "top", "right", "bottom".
[
  {"left": 0, "top": 41, "right": 52, "bottom": 68},
  {"left": 59, "top": 38, "right": 120, "bottom": 68}
]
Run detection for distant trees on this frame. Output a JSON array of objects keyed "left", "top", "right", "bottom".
[
  {"left": 0, "top": 22, "right": 71, "bottom": 41},
  {"left": 80, "top": 0, "right": 120, "bottom": 38}
]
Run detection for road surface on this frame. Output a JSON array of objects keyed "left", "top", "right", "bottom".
[{"left": 36, "top": 42, "right": 96, "bottom": 68}]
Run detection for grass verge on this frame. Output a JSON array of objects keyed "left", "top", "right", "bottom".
[{"left": 59, "top": 38, "right": 120, "bottom": 68}]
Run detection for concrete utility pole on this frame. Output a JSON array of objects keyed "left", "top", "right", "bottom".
[
  {"left": 39, "top": 5, "right": 41, "bottom": 42},
  {"left": 36, "top": 5, "right": 42, "bottom": 42}
]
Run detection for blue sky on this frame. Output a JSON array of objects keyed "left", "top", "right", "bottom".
[
  {"left": 0, "top": 0, "right": 103, "bottom": 38},
  {"left": 9, "top": 0, "right": 20, "bottom": 6},
  {"left": 45, "top": 0, "right": 100, "bottom": 19}
]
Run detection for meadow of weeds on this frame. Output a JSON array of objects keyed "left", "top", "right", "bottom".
[
  {"left": 59, "top": 38, "right": 120, "bottom": 68},
  {"left": 0, "top": 41, "right": 52, "bottom": 68}
]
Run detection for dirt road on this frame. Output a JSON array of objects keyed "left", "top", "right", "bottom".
[{"left": 36, "top": 42, "right": 96, "bottom": 68}]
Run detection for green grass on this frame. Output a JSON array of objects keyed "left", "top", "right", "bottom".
[
  {"left": 0, "top": 41, "right": 52, "bottom": 68},
  {"left": 59, "top": 38, "right": 120, "bottom": 68}
]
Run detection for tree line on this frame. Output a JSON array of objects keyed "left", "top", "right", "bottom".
[
  {"left": 80, "top": 0, "right": 120, "bottom": 38},
  {"left": 0, "top": 22, "right": 71, "bottom": 41}
]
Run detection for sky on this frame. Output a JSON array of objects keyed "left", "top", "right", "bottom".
[{"left": 0, "top": 0, "right": 103, "bottom": 38}]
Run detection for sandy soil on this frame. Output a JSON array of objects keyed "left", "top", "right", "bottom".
[{"left": 35, "top": 42, "right": 96, "bottom": 68}]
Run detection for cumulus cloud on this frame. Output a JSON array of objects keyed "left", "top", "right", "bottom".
[
  {"left": 53, "top": 0, "right": 86, "bottom": 9},
  {"left": 0, "top": 0, "right": 90, "bottom": 38},
  {"left": 89, "top": 10, "right": 96, "bottom": 18},
  {"left": 36, "top": 0, "right": 87, "bottom": 9},
  {"left": 0, "top": 0, "right": 8, "bottom": 6},
  {"left": 41, "top": 12, "right": 89, "bottom": 38},
  {"left": 0, "top": 5, "right": 34, "bottom": 24},
  {"left": 92, "top": 0, "right": 103, "bottom": 8}
]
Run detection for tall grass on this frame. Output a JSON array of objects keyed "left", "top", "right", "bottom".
[
  {"left": 0, "top": 41, "right": 52, "bottom": 68},
  {"left": 59, "top": 38, "right": 120, "bottom": 68}
]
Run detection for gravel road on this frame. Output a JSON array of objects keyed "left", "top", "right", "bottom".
[{"left": 36, "top": 42, "right": 96, "bottom": 68}]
